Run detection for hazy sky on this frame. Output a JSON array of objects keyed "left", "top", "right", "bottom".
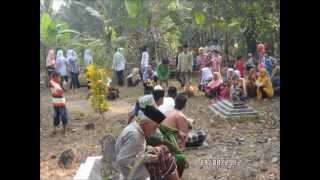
[{"left": 52, "top": 0, "right": 65, "bottom": 12}]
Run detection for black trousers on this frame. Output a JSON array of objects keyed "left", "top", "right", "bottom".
[
  {"left": 70, "top": 72, "right": 80, "bottom": 89},
  {"left": 116, "top": 70, "right": 124, "bottom": 86}
]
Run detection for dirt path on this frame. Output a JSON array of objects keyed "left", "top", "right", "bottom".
[{"left": 40, "top": 81, "right": 279, "bottom": 180}]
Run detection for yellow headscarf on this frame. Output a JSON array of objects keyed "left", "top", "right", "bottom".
[{"left": 256, "top": 68, "right": 274, "bottom": 99}]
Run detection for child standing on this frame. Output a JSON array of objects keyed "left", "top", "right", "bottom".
[
  {"left": 50, "top": 72, "right": 69, "bottom": 135},
  {"left": 156, "top": 58, "right": 170, "bottom": 90},
  {"left": 234, "top": 55, "right": 245, "bottom": 78}
]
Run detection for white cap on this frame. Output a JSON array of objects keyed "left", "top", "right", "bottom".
[{"left": 154, "top": 85, "right": 163, "bottom": 90}]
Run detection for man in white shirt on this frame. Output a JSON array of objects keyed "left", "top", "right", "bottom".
[
  {"left": 112, "top": 47, "right": 126, "bottom": 86},
  {"left": 141, "top": 46, "right": 149, "bottom": 74},
  {"left": 158, "top": 86, "right": 177, "bottom": 115}
]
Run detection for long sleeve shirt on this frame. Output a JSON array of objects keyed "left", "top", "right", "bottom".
[
  {"left": 200, "top": 67, "right": 213, "bottom": 85},
  {"left": 141, "top": 52, "right": 149, "bottom": 71},
  {"left": 143, "top": 69, "right": 154, "bottom": 82},
  {"left": 115, "top": 121, "right": 150, "bottom": 179},
  {"left": 177, "top": 51, "right": 193, "bottom": 72},
  {"left": 112, "top": 51, "right": 126, "bottom": 71},
  {"left": 55, "top": 57, "right": 68, "bottom": 76}
]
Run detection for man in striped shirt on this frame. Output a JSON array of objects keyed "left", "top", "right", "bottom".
[{"left": 50, "top": 72, "right": 69, "bottom": 135}]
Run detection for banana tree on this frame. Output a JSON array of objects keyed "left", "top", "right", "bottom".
[{"left": 40, "top": 12, "right": 82, "bottom": 72}]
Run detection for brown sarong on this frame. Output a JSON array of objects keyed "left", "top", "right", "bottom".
[{"left": 145, "top": 145, "right": 177, "bottom": 177}]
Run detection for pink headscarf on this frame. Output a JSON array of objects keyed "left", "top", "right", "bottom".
[
  {"left": 46, "top": 49, "right": 55, "bottom": 67},
  {"left": 206, "top": 72, "right": 222, "bottom": 90}
]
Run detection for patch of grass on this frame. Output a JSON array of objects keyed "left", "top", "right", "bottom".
[{"left": 70, "top": 111, "right": 86, "bottom": 120}]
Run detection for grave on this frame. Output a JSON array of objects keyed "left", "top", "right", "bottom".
[
  {"left": 73, "top": 135, "right": 150, "bottom": 180},
  {"left": 208, "top": 99, "right": 259, "bottom": 120}
]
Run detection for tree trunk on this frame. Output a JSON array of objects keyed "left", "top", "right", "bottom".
[{"left": 224, "top": 32, "right": 229, "bottom": 65}]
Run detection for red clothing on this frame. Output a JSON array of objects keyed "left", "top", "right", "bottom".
[
  {"left": 234, "top": 60, "right": 244, "bottom": 78},
  {"left": 196, "top": 54, "right": 208, "bottom": 81},
  {"left": 50, "top": 80, "right": 66, "bottom": 107}
]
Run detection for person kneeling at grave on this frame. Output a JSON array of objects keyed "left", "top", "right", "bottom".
[
  {"left": 147, "top": 95, "right": 206, "bottom": 178},
  {"left": 198, "top": 63, "right": 213, "bottom": 91},
  {"left": 246, "top": 68, "right": 258, "bottom": 98},
  {"left": 204, "top": 72, "right": 223, "bottom": 99},
  {"left": 230, "top": 70, "right": 248, "bottom": 102},
  {"left": 115, "top": 106, "right": 180, "bottom": 180},
  {"left": 143, "top": 65, "right": 157, "bottom": 94},
  {"left": 161, "top": 94, "right": 206, "bottom": 150},
  {"left": 256, "top": 68, "right": 274, "bottom": 100},
  {"left": 126, "top": 67, "right": 141, "bottom": 87}
]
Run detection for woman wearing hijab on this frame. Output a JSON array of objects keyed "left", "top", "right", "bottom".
[
  {"left": 83, "top": 49, "right": 93, "bottom": 89},
  {"left": 217, "top": 68, "right": 234, "bottom": 99},
  {"left": 198, "top": 63, "right": 213, "bottom": 91},
  {"left": 46, "top": 49, "right": 56, "bottom": 80},
  {"left": 83, "top": 49, "right": 93, "bottom": 69},
  {"left": 67, "top": 49, "right": 80, "bottom": 91},
  {"left": 210, "top": 50, "right": 221, "bottom": 74},
  {"left": 55, "top": 50, "right": 68, "bottom": 89},
  {"left": 196, "top": 47, "right": 207, "bottom": 82},
  {"left": 256, "top": 68, "right": 274, "bottom": 100},
  {"left": 230, "top": 71, "right": 247, "bottom": 102},
  {"left": 204, "top": 72, "right": 222, "bottom": 99}
]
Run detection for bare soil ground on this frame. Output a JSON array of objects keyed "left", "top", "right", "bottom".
[{"left": 40, "top": 79, "right": 279, "bottom": 180}]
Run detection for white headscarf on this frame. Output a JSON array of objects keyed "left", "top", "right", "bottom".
[
  {"left": 84, "top": 49, "right": 93, "bottom": 66},
  {"left": 56, "top": 50, "right": 64, "bottom": 60},
  {"left": 154, "top": 85, "right": 163, "bottom": 90},
  {"left": 234, "top": 70, "right": 241, "bottom": 78},
  {"left": 118, "top": 47, "right": 124, "bottom": 54},
  {"left": 55, "top": 50, "right": 68, "bottom": 76},
  {"left": 66, "top": 49, "right": 74, "bottom": 62}
]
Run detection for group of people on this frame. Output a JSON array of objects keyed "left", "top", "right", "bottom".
[
  {"left": 112, "top": 43, "right": 280, "bottom": 180},
  {"left": 196, "top": 43, "right": 280, "bottom": 102},
  {"left": 113, "top": 42, "right": 280, "bottom": 103},
  {"left": 46, "top": 48, "right": 93, "bottom": 91},
  {"left": 112, "top": 46, "right": 172, "bottom": 95},
  {"left": 46, "top": 48, "right": 93, "bottom": 134},
  {"left": 46, "top": 42, "right": 280, "bottom": 179},
  {"left": 116, "top": 85, "right": 206, "bottom": 179}
]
